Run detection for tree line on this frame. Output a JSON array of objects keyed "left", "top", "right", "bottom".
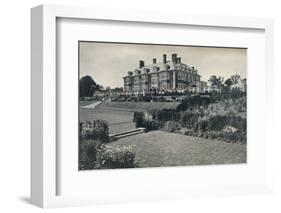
[
  {"left": 208, "top": 74, "right": 245, "bottom": 92},
  {"left": 79, "top": 75, "right": 123, "bottom": 98}
]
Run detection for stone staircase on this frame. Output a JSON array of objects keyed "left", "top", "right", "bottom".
[
  {"left": 109, "top": 128, "right": 146, "bottom": 141},
  {"left": 81, "top": 101, "right": 102, "bottom": 108}
]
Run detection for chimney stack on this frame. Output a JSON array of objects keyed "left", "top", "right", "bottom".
[
  {"left": 153, "top": 58, "right": 157, "bottom": 64},
  {"left": 172, "top": 53, "right": 177, "bottom": 64},
  {"left": 163, "top": 54, "right": 167, "bottom": 63},
  {"left": 177, "top": 57, "right": 181, "bottom": 64},
  {"left": 191, "top": 66, "right": 195, "bottom": 72},
  {"left": 139, "top": 60, "right": 145, "bottom": 68}
]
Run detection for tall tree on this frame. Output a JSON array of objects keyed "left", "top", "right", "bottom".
[
  {"left": 105, "top": 86, "right": 111, "bottom": 92},
  {"left": 208, "top": 75, "right": 224, "bottom": 87},
  {"left": 208, "top": 75, "right": 224, "bottom": 92},
  {"left": 111, "top": 87, "right": 124, "bottom": 93},
  {"left": 224, "top": 78, "right": 233, "bottom": 93},
  {"left": 224, "top": 78, "right": 233, "bottom": 87},
  {"left": 230, "top": 74, "right": 241, "bottom": 84},
  {"left": 79, "top": 75, "right": 97, "bottom": 97}
]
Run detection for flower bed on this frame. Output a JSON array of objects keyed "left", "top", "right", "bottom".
[
  {"left": 95, "top": 144, "right": 136, "bottom": 169},
  {"left": 79, "top": 120, "right": 137, "bottom": 170},
  {"left": 79, "top": 140, "right": 137, "bottom": 170},
  {"left": 165, "top": 121, "right": 181, "bottom": 133},
  {"left": 159, "top": 112, "right": 247, "bottom": 144}
]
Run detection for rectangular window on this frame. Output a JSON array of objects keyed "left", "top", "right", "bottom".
[
  {"left": 141, "top": 75, "right": 148, "bottom": 82},
  {"left": 134, "top": 77, "right": 139, "bottom": 83},
  {"left": 177, "top": 72, "right": 186, "bottom": 80},
  {"left": 177, "top": 83, "right": 186, "bottom": 89}
]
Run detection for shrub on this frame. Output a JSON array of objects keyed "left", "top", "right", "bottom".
[
  {"left": 238, "top": 131, "right": 247, "bottom": 144},
  {"left": 157, "top": 109, "right": 181, "bottom": 122},
  {"left": 183, "top": 129, "right": 194, "bottom": 136},
  {"left": 96, "top": 144, "right": 136, "bottom": 169},
  {"left": 148, "top": 109, "right": 160, "bottom": 120},
  {"left": 221, "top": 125, "right": 238, "bottom": 142},
  {"left": 79, "top": 140, "right": 100, "bottom": 170},
  {"left": 176, "top": 99, "right": 190, "bottom": 112},
  {"left": 144, "top": 108, "right": 181, "bottom": 124},
  {"left": 143, "top": 120, "right": 163, "bottom": 131},
  {"left": 176, "top": 95, "right": 211, "bottom": 112},
  {"left": 207, "top": 113, "right": 246, "bottom": 132},
  {"left": 80, "top": 120, "right": 109, "bottom": 143},
  {"left": 133, "top": 112, "right": 145, "bottom": 128},
  {"left": 207, "top": 115, "right": 228, "bottom": 131},
  {"left": 220, "top": 125, "right": 247, "bottom": 144},
  {"left": 183, "top": 124, "right": 246, "bottom": 144},
  {"left": 133, "top": 111, "right": 163, "bottom": 131},
  {"left": 226, "top": 113, "right": 247, "bottom": 132},
  {"left": 165, "top": 121, "right": 181, "bottom": 133},
  {"left": 79, "top": 142, "right": 137, "bottom": 170},
  {"left": 198, "top": 118, "right": 209, "bottom": 132},
  {"left": 197, "top": 132, "right": 204, "bottom": 138},
  {"left": 181, "top": 110, "right": 201, "bottom": 129}
]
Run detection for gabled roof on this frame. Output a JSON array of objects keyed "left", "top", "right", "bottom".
[{"left": 127, "top": 61, "right": 200, "bottom": 76}]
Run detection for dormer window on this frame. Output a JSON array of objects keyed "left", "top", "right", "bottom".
[
  {"left": 153, "top": 66, "right": 160, "bottom": 72},
  {"left": 135, "top": 69, "right": 141, "bottom": 75},
  {"left": 164, "top": 64, "right": 170, "bottom": 70},
  {"left": 144, "top": 68, "right": 150, "bottom": 73}
]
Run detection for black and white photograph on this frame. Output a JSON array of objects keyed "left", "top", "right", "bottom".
[
  {"left": 79, "top": 41, "right": 247, "bottom": 170},
  {"left": 2, "top": 0, "right": 279, "bottom": 211}
]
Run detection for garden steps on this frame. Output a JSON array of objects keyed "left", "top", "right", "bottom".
[
  {"left": 81, "top": 101, "right": 102, "bottom": 108},
  {"left": 110, "top": 128, "right": 146, "bottom": 140}
]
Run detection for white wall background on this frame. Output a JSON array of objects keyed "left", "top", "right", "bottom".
[{"left": 0, "top": 0, "right": 280, "bottom": 212}]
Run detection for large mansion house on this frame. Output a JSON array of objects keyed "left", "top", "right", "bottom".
[{"left": 123, "top": 54, "right": 208, "bottom": 94}]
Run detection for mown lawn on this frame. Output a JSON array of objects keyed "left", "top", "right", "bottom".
[
  {"left": 80, "top": 101, "right": 180, "bottom": 134},
  {"left": 80, "top": 108, "right": 135, "bottom": 134},
  {"left": 113, "top": 131, "right": 246, "bottom": 168},
  {"left": 96, "top": 101, "right": 179, "bottom": 111}
]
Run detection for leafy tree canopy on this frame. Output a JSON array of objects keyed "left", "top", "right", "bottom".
[
  {"left": 79, "top": 75, "right": 98, "bottom": 97},
  {"left": 230, "top": 74, "right": 241, "bottom": 84},
  {"left": 208, "top": 75, "right": 224, "bottom": 87}
]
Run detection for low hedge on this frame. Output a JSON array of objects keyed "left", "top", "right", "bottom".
[
  {"left": 134, "top": 111, "right": 164, "bottom": 131},
  {"left": 181, "top": 110, "right": 201, "bottom": 129},
  {"left": 80, "top": 120, "right": 109, "bottom": 143},
  {"left": 148, "top": 109, "right": 181, "bottom": 122},
  {"left": 207, "top": 113, "right": 246, "bottom": 132},
  {"left": 79, "top": 140, "right": 100, "bottom": 170},
  {"left": 183, "top": 128, "right": 246, "bottom": 144},
  {"left": 197, "top": 118, "right": 209, "bottom": 132},
  {"left": 133, "top": 112, "right": 145, "bottom": 128},
  {"left": 143, "top": 120, "right": 164, "bottom": 131}
]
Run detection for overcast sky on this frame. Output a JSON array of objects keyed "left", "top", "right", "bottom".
[{"left": 79, "top": 42, "right": 247, "bottom": 88}]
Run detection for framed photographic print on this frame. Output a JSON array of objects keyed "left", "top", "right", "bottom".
[
  {"left": 78, "top": 41, "right": 247, "bottom": 170},
  {"left": 31, "top": 4, "right": 274, "bottom": 208}
]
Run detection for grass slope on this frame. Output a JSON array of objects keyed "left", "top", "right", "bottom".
[
  {"left": 80, "top": 108, "right": 135, "bottom": 134},
  {"left": 96, "top": 101, "right": 179, "bottom": 111}
]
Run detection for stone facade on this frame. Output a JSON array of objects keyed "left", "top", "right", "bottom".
[{"left": 123, "top": 54, "right": 202, "bottom": 94}]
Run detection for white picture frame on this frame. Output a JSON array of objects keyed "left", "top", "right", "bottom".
[{"left": 31, "top": 4, "right": 274, "bottom": 208}]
